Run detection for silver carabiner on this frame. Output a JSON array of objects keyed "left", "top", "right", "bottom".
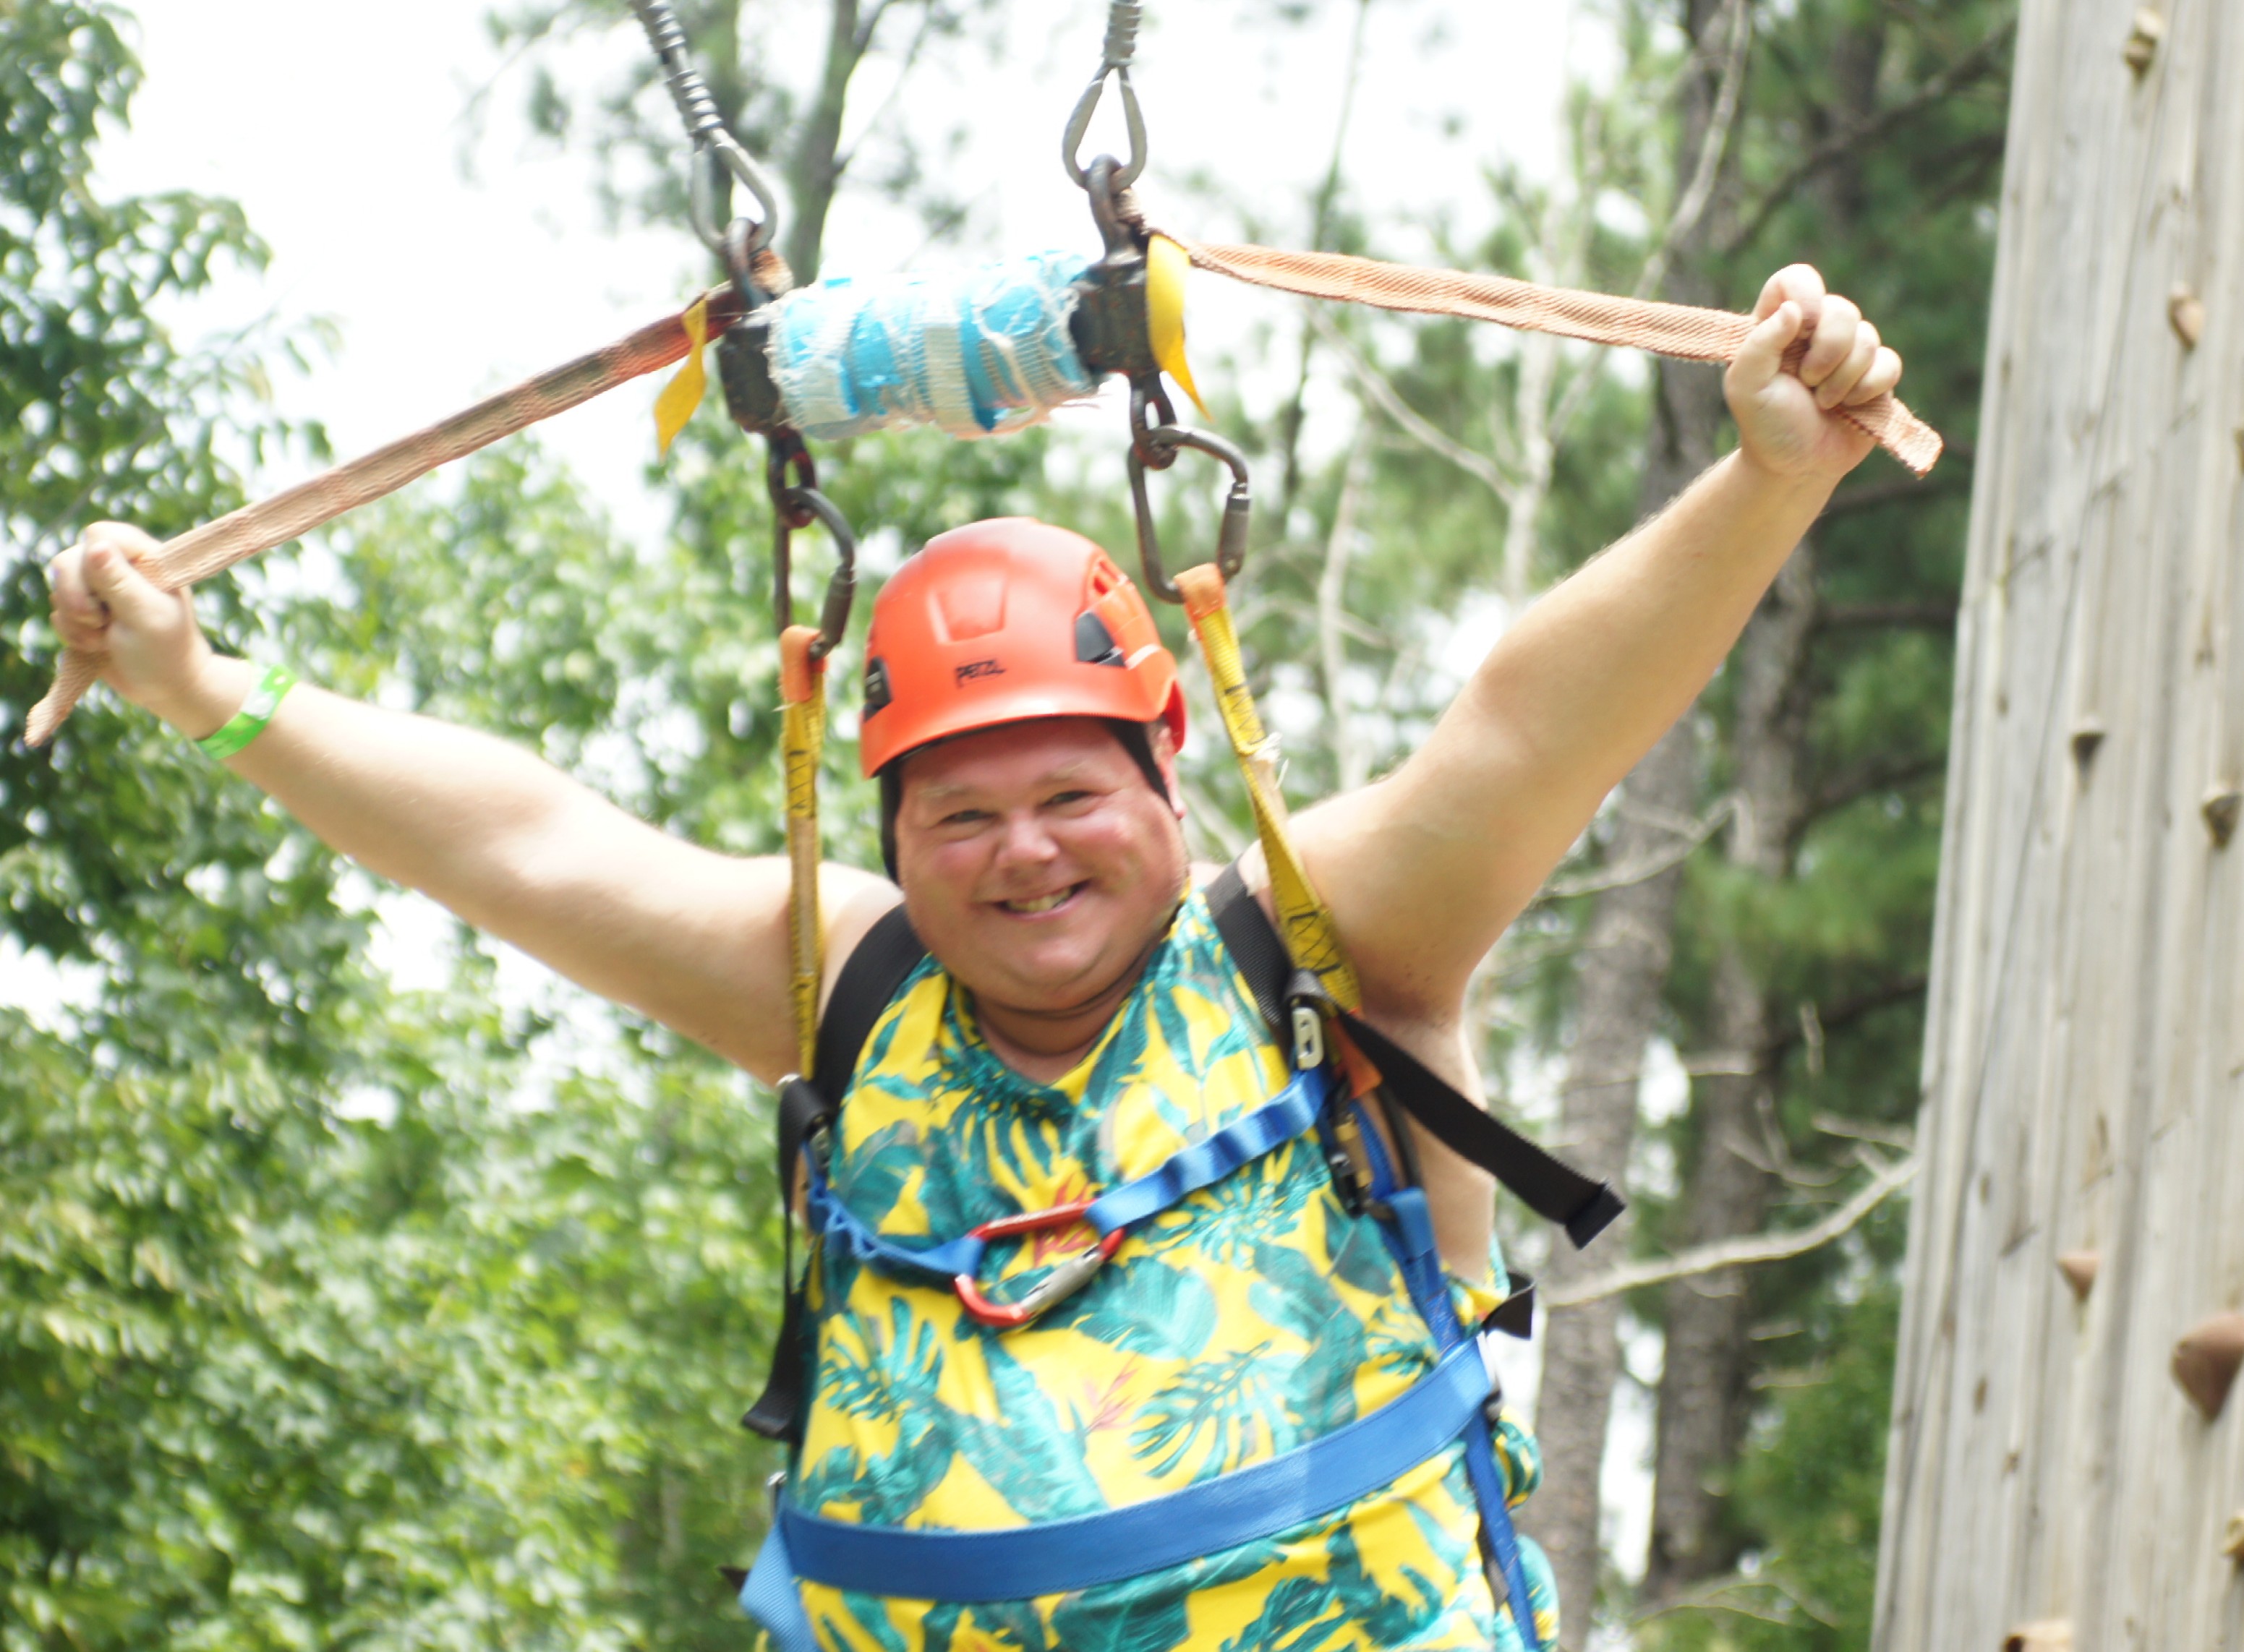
[{"left": 1125, "top": 403, "right": 1253, "bottom": 604}]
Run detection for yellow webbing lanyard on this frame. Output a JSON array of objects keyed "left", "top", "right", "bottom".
[
  {"left": 1174, "top": 562, "right": 1362, "bottom": 1015},
  {"left": 778, "top": 624, "right": 827, "bottom": 1079}
]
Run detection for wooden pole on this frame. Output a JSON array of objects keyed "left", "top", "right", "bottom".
[{"left": 1875, "top": 2, "right": 2244, "bottom": 1646}]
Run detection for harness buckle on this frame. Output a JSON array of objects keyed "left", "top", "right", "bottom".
[
  {"left": 952, "top": 1199, "right": 1125, "bottom": 1329},
  {"left": 1290, "top": 1002, "right": 1326, "bottom": 1071}
]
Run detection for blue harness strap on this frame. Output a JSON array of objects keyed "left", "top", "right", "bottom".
[
  {"left": 803, "top": 1066, "right": 1328, "bottom": 1282},
  {"left": 1352, "top": 1110, "right": 1545, "bottom": 1652},
  {"left": 740, "top": 1525, "right": 819, "bottom": 1652},
  {"left": 775, "top": 1339, "right": 1490, "bottom": 1604}
]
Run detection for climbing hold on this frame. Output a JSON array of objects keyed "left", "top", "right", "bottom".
[
  {"left": 2203, "top": 787, "right": 2243, "bottom": 849},
  {"left": 2069, "top": 722, "right": 2105, "bottom": 766},
  {"left": 2169, "top": 285, "right": 2206, "bottom": 349},
  {"left": 2171, "top": 1312, "right": 2244, "bottom": 1421},
  {"left": 2056, "top": 1251, "right": 2099, "bottom": 1302},
  {"left": 2123, "top": 10, "right": 2164, "bottom": 75},
  {"left": 2223, "top": 1512, "right": 2244, "bottom": 1565},
  {"left": 2004, "top": 1622, "right": 2072, "bottom": 1652}
]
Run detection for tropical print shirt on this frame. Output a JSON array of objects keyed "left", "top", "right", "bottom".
[{"left": 790, "top": 888, "right": 1559, "bottom": 1651}]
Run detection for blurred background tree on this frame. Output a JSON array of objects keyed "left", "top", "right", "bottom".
[{"left": 1, "top": 0, "right": 2015, "bottom": 1646}]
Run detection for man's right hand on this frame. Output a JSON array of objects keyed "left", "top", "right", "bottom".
[{"left": 47, "top": 521, "right": 244, "bottom": 739}]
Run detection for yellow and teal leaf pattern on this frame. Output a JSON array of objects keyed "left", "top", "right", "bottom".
[{"left": 794, "top": 890, "right": 1558, "bottom": 1650}]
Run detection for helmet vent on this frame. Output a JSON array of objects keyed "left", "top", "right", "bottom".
[
  {"left": 1074, "top": 611, "right": 1125, "bottom": 667},
  {"left": 863, "top": 656, "right": 893, "bottom": 716},
  {"left": 932, "top": 571, "right": 1008, "bottom": 641}
]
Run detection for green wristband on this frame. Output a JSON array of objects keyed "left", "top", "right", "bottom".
[{"left": 197, "top": 663, "right": 298, "bottom": 761}]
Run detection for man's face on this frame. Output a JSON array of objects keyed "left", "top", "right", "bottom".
[{"left": 893, "top": 716, "right": 1187, "bottom": 1016}]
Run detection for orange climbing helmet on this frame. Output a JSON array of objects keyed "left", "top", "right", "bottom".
[{"left": 858, "top": 518, "right": 1185, "bottom": 777}]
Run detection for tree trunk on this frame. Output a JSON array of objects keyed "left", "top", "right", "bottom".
[
  {"left": 1527, "top": 717, "right": 1697, "bottom": 1648},
  {"left": 1875, "top": 2, "right": 2244, "bottom": 1647},
  {"left": 1641, "top": 547, "right": 1819, "bottom": 1604},
  {"left": 781, "top": 0, "right": 864, "bottom": 286},
  {"left": 1637, "top": 0, "right": 1898, "bottom": 1606},
  {"left": 1523, "top": 4, "right": 1737, "bottom": 1638}
]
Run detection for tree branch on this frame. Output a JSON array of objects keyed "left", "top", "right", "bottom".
[
  {"left": 1536, "top": 795, "right": 1739, "bottom": 903},
  {"left": 1312, "top": 310, "right": 1512, "bottom": 503},
  {"left": 1817, "top": 466, "right": 1971, "bottom": 521},
  {"left": 1765, "top": 974, "right": 1929, "bottom": 1063},
  {"left": 1633, "top": 0, "right": 1753, "bottom": 299},
  {"left": 852, "top": 0, "right": 901, "bottom": 56},
  {"left": 1545, "top": 1152, "right": 1918, "bottom": 1309},
  {"left": 1318, "top": 442, "right": 1373, "bottom": 793},
  {"left": 1720, "top": 14, "right": 2018, "bottom": 257},
  {"left": 1815, "top": 599, "right": 1958, "bottom": 631},
  {"left": 1802, "top": 751, "right": 1948, "bottom": 823}
]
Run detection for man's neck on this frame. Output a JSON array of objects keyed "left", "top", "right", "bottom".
[{"left": 972, "top": 928, "right": 1166, "bottom": 1086}]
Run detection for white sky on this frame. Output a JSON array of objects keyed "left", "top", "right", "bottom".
[
  {"left": 92, "top": 0, "right": 1593, "bottom": 534},
  {"left": 67, "top": 0, "right": 1663, "bottom": 1612}
]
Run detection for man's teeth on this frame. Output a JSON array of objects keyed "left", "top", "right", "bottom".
[{"left": 1002, "top": 889, "right": 1075, "bottom": 914}]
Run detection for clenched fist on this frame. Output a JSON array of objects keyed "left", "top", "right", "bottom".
[
  {"left": 46, "top": 522, "right": 241, "bottom": 738},
  {"left": 1724, "top": 263, "right": 1904, "bottom": 480}
]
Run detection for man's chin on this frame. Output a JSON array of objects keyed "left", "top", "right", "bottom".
[{"left": 961, "top": 923, "right": 1138, "bottom": 1017}]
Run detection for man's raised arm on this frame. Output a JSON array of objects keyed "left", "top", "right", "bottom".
[
  {"left": 1296, "top": 265, "right": 1903, "bottom": 1019},
  {"left": 46, "top": 521, "right": 891, "bottom": 1084}
]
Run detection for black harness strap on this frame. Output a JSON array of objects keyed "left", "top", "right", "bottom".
[
  {"left": 1206, "top": 864, "right": 1623, "bottom": 1254},
  {"left": 744, "top": 902, "right": 927, "bottom": 1443}
]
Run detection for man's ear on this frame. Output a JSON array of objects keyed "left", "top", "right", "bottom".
[{"left": 1151, "top": 722, "right": 1186, "bottom": 820}]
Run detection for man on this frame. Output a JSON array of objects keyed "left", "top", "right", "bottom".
[{"left": 48, "top": 265, "right": 1899, "bottom": 1650}]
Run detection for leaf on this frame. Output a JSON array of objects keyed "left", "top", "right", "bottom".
[{"left": 1039, "top": 1257, "right": 1216, "bottom": 1360}]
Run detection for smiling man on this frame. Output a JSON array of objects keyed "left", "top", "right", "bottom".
[{"left": 48, "top": 265, "right": 1900, "bottom": 1651}]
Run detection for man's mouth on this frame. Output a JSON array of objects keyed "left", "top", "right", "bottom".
[{"left": 997, "top": 883, "right": 1085, "bottom": 916}]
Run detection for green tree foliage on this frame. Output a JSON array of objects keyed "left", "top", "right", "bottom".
[
  {"left": 1624, "top": 0, "right": 2013, "bottom": 1640},
  {"left": 1644, "top": 1285, "right": 1903, "bottom": 1651},
  {"left": 3, "top": 0, "right": 2017, "bottom": 1645},
  {"left": 2, "top": 9, "right": 786, "bottom": 1645}
]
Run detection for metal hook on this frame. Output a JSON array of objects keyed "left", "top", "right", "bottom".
[
  {"left": 689, "top": 137, "right": 780, "bottom": 261},
  {"left": 1125, "top": 406, "right": 1252, "bottom": 604},
  {"left": 769, "top": 435, "right": 855, "bottom": 658},
  {"left": 1063, "top": 69, "right": 1147, "bottom": 191},
  {"left": 629, "top": 0, "right": 782, "bottom": 258},
  {"left": 1062, "top": 2, "right": 1147, "bottom": 190}
]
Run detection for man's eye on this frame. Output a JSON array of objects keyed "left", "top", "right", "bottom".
[
  {"left": 939, "top": 808, "right": 991, "bottom": 827},
  {"left": 1045, "top": 789, "right": 1095, "bottom": 809}
]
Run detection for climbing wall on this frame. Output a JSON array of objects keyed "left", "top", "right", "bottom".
[{"left": 1874, "top": 1, "right": 2244, "bottom": 1648}]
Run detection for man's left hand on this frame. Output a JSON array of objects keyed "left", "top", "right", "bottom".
[{"left": 1725, "top": 263, "right": 1904, "bottom": 479}]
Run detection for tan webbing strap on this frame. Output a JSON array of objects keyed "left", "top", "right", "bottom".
[
  {"left": 1166, "top": 238, "right": 1944, "bottom": 479},
  {"left": 1175, "top": 562, "right": 1361, "bottom": 1014},
  {"left": 777, "top": 625, "right": 827, "bottom": 1079},
  {"left": 25, "top": 286, "right": 751, "bottom": 748}
]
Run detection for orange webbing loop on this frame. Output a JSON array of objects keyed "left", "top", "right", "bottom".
[
  {"left": 1174, "top": 562, "right": 1362, "bottom": 1013},
  {"left": 778, "top": 624, "right": 827, "bottom": 1079}
]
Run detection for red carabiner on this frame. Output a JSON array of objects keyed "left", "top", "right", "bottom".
[{"left": 953, "top": 1200, "right": 1125, "bottom": 1329}]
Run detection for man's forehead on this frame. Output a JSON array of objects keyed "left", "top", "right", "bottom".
[{"left": 903, "top": 719, "right": 1130, "bottom": 800}]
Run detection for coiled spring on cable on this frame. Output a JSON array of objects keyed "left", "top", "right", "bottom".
[
  {"left": 1101, "top": 0, "right": 1140, "bottom": 69},
  {"left": 627, "top": 0, "right": 781, "bottom": 257},
  {"left": 630, "top": 0, "right": 729, "bottom": 148}
]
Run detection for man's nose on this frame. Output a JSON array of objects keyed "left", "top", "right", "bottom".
[{"left": 991, "top": 808, "right": 1062, "bottom": 868}]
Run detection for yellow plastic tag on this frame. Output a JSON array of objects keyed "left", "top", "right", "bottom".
[
  {"left": 654, "top": 296, "right": 711, "bottom": 457},
  {"left": 1146, "top": 234, "right": 1208, "bottom": 416}
]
